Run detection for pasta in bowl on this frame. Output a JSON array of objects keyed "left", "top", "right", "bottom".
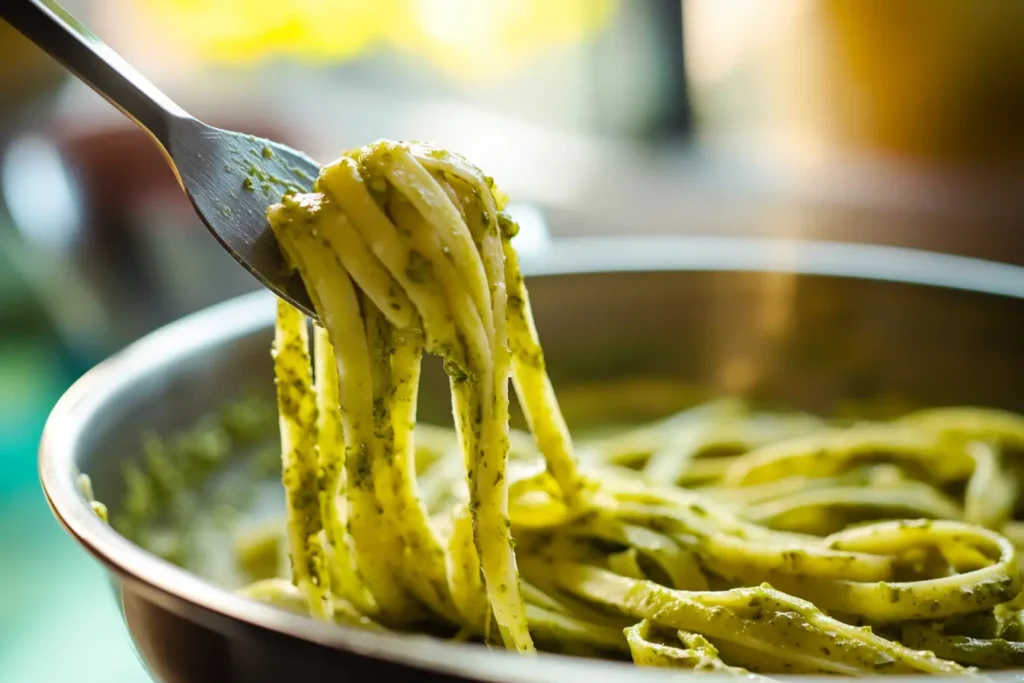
[{"left": 41, "top": 142, "right": 1024, "bottom": 682}]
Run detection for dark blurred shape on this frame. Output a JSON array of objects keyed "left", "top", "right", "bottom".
[
  {"left": 587, "top": 0, "right": 692, "bottom": 141},
  {"left": 0, "top": 19, "right": 66, "bottom": 130}
]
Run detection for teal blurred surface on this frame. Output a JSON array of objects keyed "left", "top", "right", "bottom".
[{"left": 0, "top": 338, "right": 149, "bottom": 683}]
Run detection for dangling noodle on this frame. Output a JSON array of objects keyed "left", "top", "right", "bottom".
[{"left": 239, "top": 139, "right": 1024, "bottom": 675}]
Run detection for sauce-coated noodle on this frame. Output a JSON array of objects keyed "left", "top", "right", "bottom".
[{"left": 246, "top": 140, "right": 1024, "bottom": 676}]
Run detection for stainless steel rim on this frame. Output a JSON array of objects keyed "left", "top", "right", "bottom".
[{"left": 38, "top": 236, "right": 1024, "bottom": 682}]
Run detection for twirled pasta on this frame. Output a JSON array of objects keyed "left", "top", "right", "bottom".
[{"left": 238, "top": 139, "right": 1024, "bottom": 675}]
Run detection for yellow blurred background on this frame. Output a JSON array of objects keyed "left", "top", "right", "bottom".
[
  {"left": 686, "top": 0, "right": 1024, "bottom": 174},
  {"left": 128, "top": 0, "right": 618, "bottom": 80}
]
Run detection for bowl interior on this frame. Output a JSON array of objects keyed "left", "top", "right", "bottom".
[
  {"left": 77, "top": 257, "right": 1024, "bottom": 577},
  {"left": 45, "top": 239, "right": 1024, "bottom": 679}
]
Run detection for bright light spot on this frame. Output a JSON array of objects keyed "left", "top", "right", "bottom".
[
  {"left": 127, "top": 0, "right": 617, "bottom": 81},
  {"left": 416, "top": 0, "right": 500, "bottom": 50},
  {"left": 1, "top": 136, "right": 81, "bottom": 252},
  {"left": 684, "top": 0, "right": 810, "bottom": 85}
]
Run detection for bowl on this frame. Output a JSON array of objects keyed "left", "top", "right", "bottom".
[{"left": 39, "top": 236, "right": 1024, "bottom": 682}]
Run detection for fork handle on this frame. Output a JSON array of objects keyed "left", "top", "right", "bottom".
[{"left": 0, "top": 0, "right": 190, "bottom": 149}]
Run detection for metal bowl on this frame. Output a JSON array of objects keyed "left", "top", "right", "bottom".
[{"left": 40, "top": 236, "right": 1024, "bottom": 682}]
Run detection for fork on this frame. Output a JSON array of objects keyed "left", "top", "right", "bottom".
[{"left": 1, "top": 0, "right": 319, "bottom": 317}]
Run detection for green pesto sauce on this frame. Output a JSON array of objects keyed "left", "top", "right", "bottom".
[
  {"left": 236, "top": 522, "right": 284, "bottom": 582},
  {"left": 404, "top": 249, "right": 434, "bottom": 284},
  {"left": 107, "top": 394, "right": 277, "bottom": 568},
  {"left": 497, "top": 211, "right": 519, "bottom": 239}
]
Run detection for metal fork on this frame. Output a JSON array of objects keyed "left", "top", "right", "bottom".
[{"left": 1, "top": 0, "right": 318, "bottom": 317}]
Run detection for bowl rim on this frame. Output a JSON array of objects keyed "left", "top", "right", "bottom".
[{"left": 39, "top": 235, "right": 1024, "bottom": 682}]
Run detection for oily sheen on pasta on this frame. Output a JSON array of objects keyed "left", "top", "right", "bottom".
[{"left": 243, "top": 139, "right": 1024, "bottom": 676}]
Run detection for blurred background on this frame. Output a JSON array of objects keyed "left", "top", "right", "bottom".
[{"left": 1, "top": 1, "right": 1023, "bottom": 680}]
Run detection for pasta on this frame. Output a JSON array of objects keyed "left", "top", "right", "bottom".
[{"left": 235, "top": 139, "right": 1024, "bottom": 675}]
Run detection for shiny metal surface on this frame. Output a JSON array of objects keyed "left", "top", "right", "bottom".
[
  {"left": 0, "top": 0, "right": 318, "bottom": 317},
  {"left": 40, "top": 237, "right": 1024, "bottom": 681}
]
